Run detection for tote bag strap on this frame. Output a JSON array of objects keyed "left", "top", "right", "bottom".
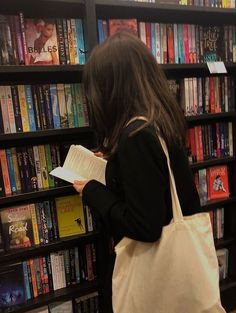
[{"left": 126, "top": 116, "right": 184, "bottom": 222}]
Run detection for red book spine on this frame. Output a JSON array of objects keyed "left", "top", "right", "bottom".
[
  {"left": 145, "top": 23, "right": 151, "bottom": 51},
  {"left": 182, "top": 24, "right": 189, "bottom": 64},
  {"left": 209, "top": 77, "right": 215, "bottom": 113}
]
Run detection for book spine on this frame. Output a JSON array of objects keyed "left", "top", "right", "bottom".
[
  {"left": 8, "top": 16, "right": 19, "bottom": 64},
  {"left": 5, "top": 86, "right": 16, "bottom": 133},
  {"left": 75, "top": 19, "right": 85, "bottom": 65},
  {"left": 23, "top": 261, "right": 31, "bottom": 300},
  {"left": 11, "top": 85, "right": 23, "bottom": 132},
  {"left": 67, "top": 19, "right": 75, "bottom": 64},
  {"left": 6, "top": 148, "right": 17, "bottom": 193},
  {"left": 38, "top": 145, "right": 49, "bottom": 189},
  {"left": 86, "top": 244, "right": 94, "bottom": 281},
  {"left": 0, "top": 86, "right": 11, "bottom": 133},
  {"left": 22, "top": 147, "right": 32, "bottom": 191},
  {"left": 74, "top": 246, "right": 80, "bottom": 284},
  {"left": 64, "top": 84, "right": 75, "bottom": 128},
  {"left": 29, "top": 258, "right": 38, "bottom": 298},
  {"left": 38, "top": 256, "right": 46, "bottom": 294},
  {"left": 27, "top": 146, "right": 38, "bottom": 191},
  {"left": 13, "top": 15, "right": 24, "bottom": 64},
  {"left": 63, "top": 249, "right": 71, "bottom": 286},
  {"left": 62, "top": 19, "right": 70, "bottom": 64},
  {"left": 46, "top": 255, "right": 54, "bottom": 291},
  {"left": 56, "top": 19, "right": 67, "bottom": 65},
  {"left": 40, "top": 202, "right": 49, "bottom": 244},
  {"left": 25, "top": 85, "right": 36, "bottom": 131},
  {"left": 71, "top": 18, "right": 79, "bottom": 64},
  {"left": 43, "top": 200, "right": 54, "bottom": 243},
  {"left": 18, "top": 85, "right": 30, "bottom": 132},
  {"left": 57, "top": 83, "right": 68, "bottom": 128},
  {"left": 0, "top": 149, "right": 12, "bottom": 195},
  {"left": 49, "top": 84, "right": 61, "bottom": 129},
  {"left": 19, "top": 12, "right": 28, "bottom": 65},
  {"left": 42, "top": 257, "right": 50, "bottom": 293},
  {"left": 29, "top": 203, "right": 40, "bottom": 245},
  {"left": 44, "top": 144, "right": 55, "bottom": 188},
  {"left": 35, "top": 202, "right": 44, "bottom": 245},
  {"left": 31, "top": 85, "right": 42, "bottom": 130},
  {"left": 34, "top": 257, "right": 43, "bottom": 295},
  {"left": 0, "top": 158, "right": 5, "bottom": 197},
  {"left": 16, "top": 147, "right": 26, "bottom": 192},
  {"left": 33, "top": 146, "right": 43, "bottom": 189},
  {"left": 42, "top": 85, "right": 54, "bottom": 129},
  {"left": 50, "top": 200, "right": 59, "bottom": 241}
]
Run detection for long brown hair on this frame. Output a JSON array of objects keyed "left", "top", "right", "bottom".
[{"left": 83, "top": 31, "right": 186, "bottom": 156}]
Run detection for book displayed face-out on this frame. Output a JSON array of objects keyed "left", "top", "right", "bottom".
[{"left": 50, "top": 145, "right": 107, "bottom": 185}]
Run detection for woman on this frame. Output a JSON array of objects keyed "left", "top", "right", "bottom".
[{"left": 73, "top": 31, "right": 201, "bottom": 313}]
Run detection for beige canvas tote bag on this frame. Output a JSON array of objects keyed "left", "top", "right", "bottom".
[{"left": 112, "top": 130, "right": 225, "bottom": 313}]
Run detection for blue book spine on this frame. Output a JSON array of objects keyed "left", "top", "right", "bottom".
[
  {"left": 25, "top": 85, "right": 36, "bottom": 131},
  {"left": 49, "top": 84, "right": 61, "bottom": 129},
  {"left": 151, "top": 23, "right": 156, "bottom": 59},
  {"left": 6, "top": 148, "right": 17, "bottom": 193},
  {"left": 178, "top": 24, "right": 184, "bottom": 64},
  {"left": 76, "top": 19, "right": 86, "bottom": 65},
  {"left": 174, "top": 24, "right": 179, "bottom": 64},
  {"left": 210, "top": 0, "right": 215, "bottom": 6},
  {"left": 23, "top": 261, "right": 31, "bottom": 300},
  {"left": 97, "top": 19, "right": 104, "bottom": 44}
]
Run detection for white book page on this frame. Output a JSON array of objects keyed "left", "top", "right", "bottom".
[{"left": 50, "top": 145, "right": 107, "bottom": 185}]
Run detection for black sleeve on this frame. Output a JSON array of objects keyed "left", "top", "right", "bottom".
[{"left": 82, "top": 130, "right": 169, "bottom": 242}]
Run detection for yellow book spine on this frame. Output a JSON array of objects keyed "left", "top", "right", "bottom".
[
  {"left": 29, "top": 203, "right": 40, "bottom": 245},
  {"left": 11, "top": 147, "right": 22, "bottom": 192},
  {"left": 18, "top": 85, "right": 30, "bottom": 132},
  {"left": 38, "top": 145, "right": 49, "bottom": 189},
  {"left": 67, "top": 19, "right": 75, "bottom": 65}
]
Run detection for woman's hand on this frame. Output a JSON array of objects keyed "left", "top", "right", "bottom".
[{"left": 73, "top": 180, "right": 89, "bottom": 194}]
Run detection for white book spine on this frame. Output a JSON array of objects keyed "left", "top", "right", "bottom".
[
  {"left": 139, "top": 22, "right": 146, "bottom": 45},
  {"left": 0, "top": 86, "right": 11, "bottom": 133},
  {"left": 5, "top": 86, "right": 16, "bottom": 133},
  {"left": 228, "top": 122, "right": 233, "bottom": 156}
]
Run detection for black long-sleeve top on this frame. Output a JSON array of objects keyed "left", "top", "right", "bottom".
[{"left": 82, "top": 119, "right": 201, "bottom": 312}]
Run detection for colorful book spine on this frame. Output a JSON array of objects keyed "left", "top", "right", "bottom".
[
  {"left": 18, "top": 85, "right": 30, "bottom": 132},
  {"left": 25, "top": 85, "right": 36, "bottom": 131},
  {"left": 6, "top": 148, "right": 17, "bottom": 193}
]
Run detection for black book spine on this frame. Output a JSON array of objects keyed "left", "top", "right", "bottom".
[
  {"left": 0, "top": 161, "right": 5, "bottom": 197},
  {"left": 56, "top": 19, "right": 67, "bottom": 65},
  {"left": 31, "top": 85, "right": 42, "bottom": 130},
  {"left": 27, "top": 146, "right": 38, "bottom": 191},
  {"left": 11, "top": 85, "right": 23, "bottom": 132},
  {"left": 37, "top": 85, "right": 47, "bottom": 129},
  {"left": 62, "top": 18, "right": 70, "bottom": 64},
  {"left": 16, "top": 147, "right": 27, "bottom": 192},
  {"left": 21, "top": 146, "right": 32, "bottom": 192},
  {"left": 42, "top": 85, "right": 54, "bottom": 129}
]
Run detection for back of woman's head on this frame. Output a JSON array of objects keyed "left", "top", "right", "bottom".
[{"left": 83, "top": 31, "right": 186, "bottom": 156}]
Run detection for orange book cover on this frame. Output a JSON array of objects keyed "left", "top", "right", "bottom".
[
  {"left": 207, "top": 165, "right": 229, "bottom": 200},
  {"left": 109, "top": 19, "right": 138, "bottom": 36},
  {"left": 0, "top": 149, "right": 12, "bottom": 196}
]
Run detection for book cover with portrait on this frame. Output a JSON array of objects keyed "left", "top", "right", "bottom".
[
  {"left": 0, "top": 205, "right": 34, "bottom": 250},
  {"left": 207, "top": 165, "right": 229, "bottom": 200},
  {"left": 25, "top": 18, "right": 59, "bottom": 65}
]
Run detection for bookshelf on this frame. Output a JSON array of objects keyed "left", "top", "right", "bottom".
[
  {"left": 0, "top": 0, "right": 236, "bottom": 313},
  {"left": 93, "top": 0, "right": 236, "bottom": 312}
]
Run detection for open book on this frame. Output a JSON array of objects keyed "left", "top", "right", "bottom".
[{"left": 50, "top": 145, "right": 107, "bottom": 185}]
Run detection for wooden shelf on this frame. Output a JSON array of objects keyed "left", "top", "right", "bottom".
[
  {"left": 0, "top": 127, "right": 93, "bottom": 147},
  {"left": 201, "top": 197, "right": 236, "bottom": 211},
  {"left": 186, "top": 112, "right": 236, "bottom": 123},
  {"left": 95, "top": 0, "right": 236, "bottom": 24},
  {"left": 2, "top": 280, "right": 99, "bottom": 313},
  {"left": 215, "top": 236, "right": 235, "bottom": 249},
  {"left": 0, "top": 186, "right": 76, "bottom": 208},
  {"left": 0, "top": 232, "right": 99, "bottom": 266},
  {"left": 0, "top": 65, "right": 84, "bottom": 84},
  {"left": 190, "top": 157, "right": 236, "bottom": 170}
]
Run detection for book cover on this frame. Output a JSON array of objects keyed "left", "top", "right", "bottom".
[
  {"left": 55, "top": 194, "right": 86, "bottom": 238},
  {"left": 207, "top": 165, "right": 230, "bottom": 200},
  {"left": 202, "top": 26, "right": 224, "bottom": 62},
  {"left": 0, "top": 263, "right": 25, "bottom": 307},
  {"left": 109, "top": 19, "right": 138, "bottom": 36},
  {"left": 0, "top": 205, "right": 34, "bottom": 250},
  {"left": 25, "top": 18, "right": 59, "bottom": 65}
]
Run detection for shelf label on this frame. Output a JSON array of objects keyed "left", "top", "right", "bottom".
[{"left": 207, "top": 62, "right": 227, "bottom": 74}]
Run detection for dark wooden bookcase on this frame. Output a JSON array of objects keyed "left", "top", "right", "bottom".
[{"left": 0, "top": 0, "right": 236, "bottom": 312}]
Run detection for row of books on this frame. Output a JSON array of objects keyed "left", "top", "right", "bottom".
[
  {"left": 168, "top": 76, "right": 235, "bottom": 115},
  {"left": 126, "top": 0, "right": 236, "bottom": 7},
  {"left": 0, "top": 144, "right": 62, "bottom": 197},
  {"left": 27, "top": 295, "right": 100, "bottom": 313},
  {"left": 187, "top": 122, "right": 233, "bottom": 163},
  {"left": 0, "top": 244, "right": 96, "bottom": 308},
  {"left": 209, "top": 207, "right": 224, "bottom": 240},
  {"left": 98, "top": 19, "right": 236, "bottom": 63},
  {"left": 0, "top": 83, "right": 89, "bottom": 135},
  {"left": 0, "top": 14, "right": 85, "bottom": 65},
  {"left": 179, "top": 0, "right": 235, "bottom": 6},
  {"left": 194, "top": 165, "right": 229, "bottom": 204},
  {"left": 0, "top": 194, "right": 95, "bottom": 251},
  {"left": 217, "top": 248, "right": 229, "bottom": 281}
]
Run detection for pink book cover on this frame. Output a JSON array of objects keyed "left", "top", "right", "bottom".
[
  {"left": 109, "top": 19, "right": 138, "bottom": 36},
  {"left": 182, "top": 24, "right": 189, "bottom": 64},
  {"left": 25, "top": 18, "right": 59, "bottom": 65}
]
